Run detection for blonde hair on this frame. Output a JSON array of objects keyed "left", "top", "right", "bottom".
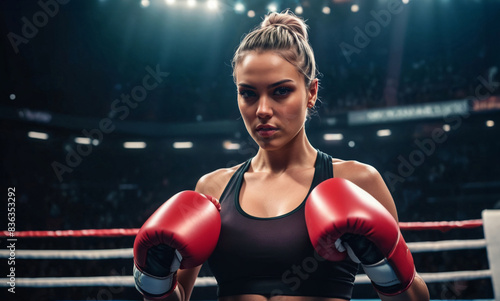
[{"left": 232, "top": 10, "right": 318, "bottom": 87}]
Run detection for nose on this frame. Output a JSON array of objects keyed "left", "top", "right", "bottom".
[{"left": 256, "top": 96, "right": 273, "bottom": 119}]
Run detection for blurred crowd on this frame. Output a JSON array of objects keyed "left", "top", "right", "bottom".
[{"left": 2, "top": 108, "right": 499, "bottom": 300}]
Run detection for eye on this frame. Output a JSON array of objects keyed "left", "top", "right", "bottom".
[
  {"left": 238, "top": 89, "right": 257, "bottom": 99},
  {"left": 274, "top": 86, "right": 292, "bottom": 97}
]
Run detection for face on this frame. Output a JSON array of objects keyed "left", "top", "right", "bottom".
[{"left": 235, "top": 51, "right": 318, "bottom": 151}]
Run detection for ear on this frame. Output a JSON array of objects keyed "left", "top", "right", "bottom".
[{"left": 307, "top": 79, "right": 319, "bottom": 108}]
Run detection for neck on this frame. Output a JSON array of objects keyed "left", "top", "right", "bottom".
[{"left": 252, "top": 130, "right": 317, "bottom": 173}]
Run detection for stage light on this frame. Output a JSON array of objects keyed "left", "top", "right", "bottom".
[
  {"left": 443, "top": 124, "right": 451, "bottom": 132},
  {"left": 351, "top": 4, "right": 359, "bottom": 12},
  {"left": 234, "top": 2, "right": 245, "bottom": 13},
  {"left": 207, "top": 0, "right": 218, "bottom": 10},
  {"left": 247, "top": 10, "right": 255, "bottom": 17},
  {"left": 267, "top": 3, "right": 278, "bottom": 12},
  {"left": 348, "top": 141, "right": 356, "bottom": 148},
  {"left": 223, "top": 140, "right": 241, "bottom": 150},
  {"left": 9, "top": 94, "right": 16, "bottom": 100},
  {"left": 173, "top": 141, "right": 193, "bottom": 149},
  {"left": 486, "top": 120, "right": 495, "bottom": 127},
  {"left": 28, "top": 131, "right": 48, "bottom": 140},
  {"left": 141, "top": 0, "right": 150, "bottom": 8},
  {"left": 165, "top": 0, "right": 175, "bottom": 5},
  {"left": 377, "top": 129, "right": 391, "bottom": 137},
  {"left": 323, "top": 133, "right": 344, "bottom": 141},
  {"left": 402, "top": 0, "right": 410, "bottom": 4},
  {"left": 187, "top": 0, "right": 196, "bottom": 8},
  {"left": 322, "top": 6, "right": 331, "bottom": 14},
  {"left": 75, "top": 137, "right": 91, "bottom": 145},
  {"left": 295, "top": 5, "right": 303, "bottom": 14},
  {"left": 124, "top": 142, "right": 146, "bottom": 149}
]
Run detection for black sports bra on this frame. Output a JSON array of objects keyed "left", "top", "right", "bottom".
[{"left": 207, "top": 150, "right": 359, "bottom": 298}]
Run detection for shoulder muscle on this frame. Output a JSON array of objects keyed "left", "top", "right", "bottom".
[
  {"left": 333, "top": 160, "right": 399, "bottom": 221},
  {"left": 195, "top": 165, "right": 240, "bottom": 200}
]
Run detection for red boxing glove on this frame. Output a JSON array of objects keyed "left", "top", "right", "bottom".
[
  {"left": 133, "top": 191, "right": 221, "bottom": 300},
  {"left": 305, "top": 178, "right": 415, "bottom": 296}
]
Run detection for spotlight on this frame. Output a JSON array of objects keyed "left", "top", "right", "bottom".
[
  {"left": 322, "top": 6, "right": 331, "bottom": 14},
  {"left": 486, "top": 120, "right": 495, "bottom": 127},
  {"left": 351, "top": 4, "right": 359, "bottom": 12},
  {"left": 28, "top": 131, "right": 49, "bottom": 140},
  {"left": 207, "top": 0, "right": 218, "bottom": 10},
  {"left": 124, "top": 142, "right": 146, "bottom": 149},
  {"left": 223, "top": 140, "right": 241, "bottom": 150},
  {"left": 234, "top": 2, "right": 245, "bottom": 13},
  {"left": 376, "top": 129, "right": 391, "bottom": 137},
  {"left": 187, "top": 0, "right": 196, "bottom": 8},
  {"left": 247, "top": 10, "right": 255, "bottom": 17},
  {"left": 75, "top": 137, "right": 91, "bottom": 145},
  {"left": 295, "top": 5, "right": 303, "bottom": 14},
  {"left": 267, "top": 3, "right": 278, "bottom": 12},
  {"left": 323, "top": 133, "right": 344, "bottom": 141},
  {"left": 165, "top": 0, "right": 175, "bottom": 4},
  {"left": 173, "top": 141, "right": 193, "bottom": 149},
  {"left": 141, "top": 0, "right": 150, "bottom": 8}
]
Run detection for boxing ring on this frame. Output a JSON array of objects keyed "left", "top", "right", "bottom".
[{"left": 1, "top": 210, "right": 499, "bottom": 301}]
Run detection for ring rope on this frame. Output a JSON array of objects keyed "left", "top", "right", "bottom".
[
  {"left": 0, "top": 219, "right": 490, "bottom": 289},
  {"left": 0, "top": 219, "right": 484, "bottom": 238},
  {"left": 0, "top": 270, "right": 492, "bottom": 288},
  {"left": 0, "top": 239, "right": 486, "bottom": 260}
]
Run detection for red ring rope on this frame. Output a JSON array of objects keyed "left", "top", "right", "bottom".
[
  {"left": 400, "top": 219, "right": 483, "bottom": 232},
  {"left": 0, "top": 219, "right": 484, "bottom": 238}
]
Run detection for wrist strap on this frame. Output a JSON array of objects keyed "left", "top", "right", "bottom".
[
  {"left": 361, "top": 258, "right": 401, "bottom": 287},
  {"left": 134, "top": 250, "right": 182, "bottom": 297},
  {"left": 134, "top": 265, "right": 176, "bottom": 296}
]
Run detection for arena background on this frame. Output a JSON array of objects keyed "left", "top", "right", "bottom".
[{"left": 0, "top": 0, "right": 499, "bottom": 300}]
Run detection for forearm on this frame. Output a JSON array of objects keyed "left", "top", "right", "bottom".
[
  {"left": 378, "top": 274, "right": 429, "bottom": 301},
  {"left": 144, "top": 284, "right": 185, "bottom": 301}
]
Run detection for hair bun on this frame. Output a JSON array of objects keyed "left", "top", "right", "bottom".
[{"left": 261, "top": 11, "right": 309, "bottom": 41}]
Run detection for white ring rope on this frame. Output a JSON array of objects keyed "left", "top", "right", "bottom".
[
  {"left": 408, "top": 239, "right": 486, "bottom": 252},
  {"left": 0, "top": 238, "right": 492, "bottom": 288},
  {"left": 0, "top": 239, "right": 487, "bottom": 260},
  {"left": 0, "top": 248, "right": 133, "bottom": 260},
  {"left": 0, "top": 270, "right": 492, "bottom": 288}
]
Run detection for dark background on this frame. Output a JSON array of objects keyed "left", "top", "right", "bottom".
[{"left": 0, "top": 0, "right": 499, "bottom": 300}]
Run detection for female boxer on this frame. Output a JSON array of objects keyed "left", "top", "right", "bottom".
[{"left": 133, "top": 10, "right": 430, "bottom": 301}]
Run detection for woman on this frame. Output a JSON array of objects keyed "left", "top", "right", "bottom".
[{"left": 134, "top": 10, "right": 430, "bottom": 301}]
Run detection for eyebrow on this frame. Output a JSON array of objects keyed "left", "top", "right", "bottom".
[{"left": 237, "top": 79, "right": 294, "bottom": 89}]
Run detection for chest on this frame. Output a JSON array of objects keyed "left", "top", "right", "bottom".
[
  {"left": 239, "top": 169, "right": 315, "bottom": 218},
  {"left": 215, "top": 199, "right": 313, "bottom": 274}
]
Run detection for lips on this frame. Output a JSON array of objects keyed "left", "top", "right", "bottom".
[{"left": 256, "top": 124, "right": 278, "bottom": 138}]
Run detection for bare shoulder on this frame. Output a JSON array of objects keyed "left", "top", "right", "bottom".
[
  {"left": 195, "top": 164, "right": 242, "bottom": 200},
  {"left": 332, "top": 159, "right": 380, "bottom": 187},
  {"left": 332, "top": 158, "right": 399, "bottom": 221}
]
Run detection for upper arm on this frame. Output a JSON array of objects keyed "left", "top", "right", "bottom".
[
  {"left": 195, "top": 166, "right": 239, "bottom": 200},
  {"left": 334, "top": 160, "right": 399, "bottom": 222},
  {"left": 165, "top": 168, "right": 235, "bottom": 301}
]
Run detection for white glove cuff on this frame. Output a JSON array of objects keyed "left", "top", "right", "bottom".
[
  {"left": 134, "top": 250, "right": 183, "bottom": 296},
  {"left": 361, "top": 258, "right": 401, "bottom": 287},
  {"left": 134, "top": 265, "right": 175, "bottom": 296},
  {"left": 342, "top": 241, "right": 401, "bottom": 287}
]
